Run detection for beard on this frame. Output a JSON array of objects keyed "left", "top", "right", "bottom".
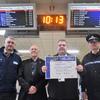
[
  {"left": 6, "top": 46, "right": 14, "bottom": 52},
  {"left": 58, "top": 50, "right": 66, "bottom": 55}
]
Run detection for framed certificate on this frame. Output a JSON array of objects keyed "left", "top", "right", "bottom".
[{"left": 45, "top": 56, "right": 78, "bottom": 79}]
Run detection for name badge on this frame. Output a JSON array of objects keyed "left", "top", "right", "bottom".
[{"left": 13, "top": 61, "right": 18, "bottom": 65}]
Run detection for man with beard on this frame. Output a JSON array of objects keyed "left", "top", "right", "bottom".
[
  {"left": 0, "top": 36, "right": 22, "bottom": 100},
  {"left": 42, "top": 39, "right": 83, "bottom": 100}
]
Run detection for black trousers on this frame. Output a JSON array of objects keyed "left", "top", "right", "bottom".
[
  {"left": 48, "top": 97, "right": 79, "bottom": 100},
  {"left": 0, "top": 92, "right": 16, "bottom": 100}
]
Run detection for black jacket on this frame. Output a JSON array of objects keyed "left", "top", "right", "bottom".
[
  {"left": 18, "top": 58, "right": 48, "bottom": 100},
  {"left": 81, "top": 50, "right": 100, "bottom": 100},
  {"left": 47, "top": 54, "right": 81, "bottom": 99},
  {"left": 0, "top": 46, "right": 22, "bottom": 92}
]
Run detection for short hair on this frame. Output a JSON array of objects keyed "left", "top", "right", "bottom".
[
  {"left": 5, "top": 36, "right": 15, "bottom": 41},
  {"left": 4, "top": 36, "right": 15, "bottom": 45},
  {"left": 57, "top": 39, "right": 67, "bottom": 44}
]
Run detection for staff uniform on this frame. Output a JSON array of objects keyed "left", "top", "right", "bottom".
[
  {"left": 81, "top": 50, "right": 100, "bottom": 100},
  {"left": 0, "top": 46, "right": 22, "bottom": 100}
]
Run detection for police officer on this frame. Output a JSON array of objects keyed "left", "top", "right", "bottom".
[{"left": 81, "top": 34, "right": 100, "bottom": 100}]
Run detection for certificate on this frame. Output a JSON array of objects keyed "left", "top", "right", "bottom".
[{"left": 45, "top": 56, "right": 78, "bottom": 79}]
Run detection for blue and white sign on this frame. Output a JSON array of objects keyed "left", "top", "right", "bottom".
[{"left": 45, "top": 56, "right": 78, "bottom": 79}]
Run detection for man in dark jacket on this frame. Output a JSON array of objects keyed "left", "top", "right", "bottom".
[
  {"left": 81, "top": 34, "right": 100, "bottom": 100},
  {"left": 0, "top": 36, "right": 22, "bottom": 100},
  {"left": 42, "top": 39, "right": 83, "bottom": 100},
  {"left": 18, "top": 44, "right": 48, "bottom": 100}
]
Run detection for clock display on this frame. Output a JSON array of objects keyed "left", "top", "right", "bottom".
[
  {"left": 42, "top": 15, "right": 64, "bottom": 24},
  {"left": 37, "top": 15, "right": 66, "bottom": 31}
]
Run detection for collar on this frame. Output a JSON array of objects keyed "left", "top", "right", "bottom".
[
  {"left": 31, "top": 57, "right": 38, "bottom": 62},
  {"left": 55, "top": 52, "right": 69, "bottom": 56},
  {"left": 4, "top": 48, "right": 14, "bottom": 54},
  {"left": 91, "top": 49, "right": 100, "bottom": 56}
]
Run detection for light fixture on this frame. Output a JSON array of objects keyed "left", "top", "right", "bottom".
[
  {"left": 0, "top": 30, "right": 6, "bottom": 36},
  {"left": 18, "top": 49, "right": 79, "bottom": 54},
  {"left": 67, "top": 49, "right": 79, "bottom": 54},
  {"left": 18, "top": 50, "right": 29, "bottom": 54}
]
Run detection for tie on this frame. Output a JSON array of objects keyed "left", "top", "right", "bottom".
[{"left": 32, "top": 62, "right": 37, "bottom": 75}]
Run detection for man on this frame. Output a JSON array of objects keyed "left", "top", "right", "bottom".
[
  {"left": 18, "top": 44, "right": 48, "bottom": 100},
  {"left": 42, "top": 39, "right": 83, "bottom": 100},
  {"left": 81, "top": 34, "right": 100, "bottom": 100},
  {"left": 0, "top": 36, "right": 22, "bottom": 100}
]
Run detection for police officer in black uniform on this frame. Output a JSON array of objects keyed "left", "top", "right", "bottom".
[{"left": 81, "top": 34, "right": 100, "bottom": 100}]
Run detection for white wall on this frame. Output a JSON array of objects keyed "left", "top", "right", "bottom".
[{"left": 0, "top": 31, "right": 89, "bottom": 60}]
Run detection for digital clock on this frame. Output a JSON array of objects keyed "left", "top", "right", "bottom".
[{"left": 37, "top": 15, "right": 66, "bottom": 31}]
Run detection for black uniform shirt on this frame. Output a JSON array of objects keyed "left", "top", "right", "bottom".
[{"left": 81, "top": 50, "right": 100, "bottom": 95}]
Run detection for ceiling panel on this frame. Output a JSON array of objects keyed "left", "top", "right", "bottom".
[{"left": 0, "top": 0, "right": 99, "bottom": 4}]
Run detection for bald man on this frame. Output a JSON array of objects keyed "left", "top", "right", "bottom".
[{"left": 18, "top": 44, "right": 48, "bottom": 100}]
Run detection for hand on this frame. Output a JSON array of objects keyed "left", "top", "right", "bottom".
[
  {"left": 82, "top": 92, "right": 88, "bottom": 100},
  {"left": 41, "top": 66, "right": 47, "bottom": 73},
  {"left": 28, "top": 86, "right": 37, "bottom": 94},
  {"left": 76, "top": 64, "right": 83, "bottom": 72}
]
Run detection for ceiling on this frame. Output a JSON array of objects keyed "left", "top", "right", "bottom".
[
  {"left": 0, "top": 0, "right": 100, "bottom": 3},
  {"left": 0, "top": 0, "right": 100, "bottom": 14}
]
